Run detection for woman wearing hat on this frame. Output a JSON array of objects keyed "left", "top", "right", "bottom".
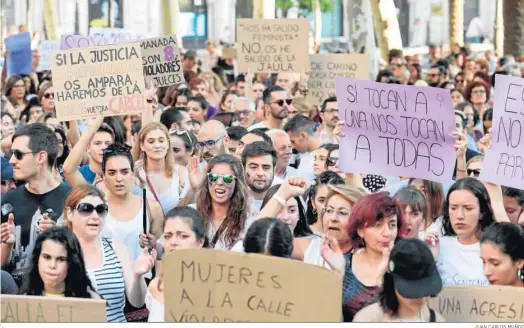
[{"left": 353, "top": 238, "right": 445, "bottom": 322}]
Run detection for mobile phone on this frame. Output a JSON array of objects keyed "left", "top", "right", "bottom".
[{"left": 1, "top": 203, "right": 13, "bottom": 223}]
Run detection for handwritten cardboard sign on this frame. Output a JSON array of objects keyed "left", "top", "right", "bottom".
[
  {"left": 236, "top": 18, "right": 310, "bottom": 73},
  {"left": 140, "top": 35, "right": 184, "bottom": 88},
  {"left": 5, "top": 32, "right": 32, "bottom": 76},
  {"left": 50, "top": 43, "right": 147, "bottom": 121},
  {"left": 38, "top": 40, "right": 61, "bottom": 71},
  {"left": 1, "top": 295, "right": 106, "bottom": 322},
  {"left": 429, "top": 286, "right": 524, "bottom": 322},
  {"left": 480, "top": 74, "right": 524, "bottom": 189},
  {"left": 307, "top": 54, "right": 369, "bottom": 106},
  {"left": 164, "top": 249, "right": 342, "bottom": 322},
  {"left": 334, "top": 77, "right": 456, "bottom": 183}
]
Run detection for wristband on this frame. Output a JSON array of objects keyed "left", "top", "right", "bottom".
[{"left": 272, "top": 194, "right": 286, "bottom": 207}]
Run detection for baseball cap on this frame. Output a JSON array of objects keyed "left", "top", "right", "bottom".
[
  {"left": 1, "top": 156, "right": 13, "bottom": 181},
  {"left": 388, "top": 238, "right": 443, "bottom": 299}
]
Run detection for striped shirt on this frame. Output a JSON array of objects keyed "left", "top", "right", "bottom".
[{"left": 87, "top": 238, "right": 127, "bottom": 323}]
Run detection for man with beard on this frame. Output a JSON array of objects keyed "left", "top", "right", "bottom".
[
  {"left": 316, "top": 96, "right": 340, "bottom": 144},
  {"left": 231, "top": 97, "right": 256, "bottom": 128},
  {"left": 248, "top": 86, "right": 290, "bottom": 131},
  {"left": 196, "top": 120, "right": 229, "bottom": 163},
  {"left": 426, "top": 64, "right": 446, "bottom": 87},
  {"left": 241, "top": 141, "right": 278, "bottom": 216},
  {"left": 266, "top": 129, "right": 297, "bottom": 179}
]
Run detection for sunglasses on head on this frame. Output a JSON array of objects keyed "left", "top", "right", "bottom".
[
  {"left": 43, "top": 92, "right": 54, "bottom": 99},
  {"left": 207, "top": 173, "right": 235, "bottom": 184},
  {"left": 8, "top": 149, "right": 38, "bottom": 160},
  {"left": 273, "top": 99, "right": 292, "bottom": 107},
  {"left": 73, "top": 203, "right": 108, "bottom": 217},
  {"left": 467, "top": 169, "right": 481, "bottom": 177}
]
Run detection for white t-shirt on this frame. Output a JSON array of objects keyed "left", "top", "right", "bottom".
[
  {"left": 297, "top": 151, "right": 316, "bottom": 182},
  {"left": 436, "top": 236, "right": 489, "bottom": 287}
]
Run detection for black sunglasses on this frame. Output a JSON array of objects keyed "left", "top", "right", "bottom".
[
  {"left": 43, "top": 92, "right": 54, "bottom": 99},
  {"left": 8, "top": 149, "right": 38, "bottom": 160},
  {"left": 325, "top": 157, "right": 339, "bottom": 168},
  {"left": 273, "top": 99, "right": 292, "bottom": 107},
  {"left": 73, "top": 203, "right": 109, "bottom": 217},
  {"left": 467, "top": 169, "right": 481, "bottom": 177}
]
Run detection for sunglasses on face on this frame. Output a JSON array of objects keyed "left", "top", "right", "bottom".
[
  {"left": 8, "top": 149, "right": 38, "bottom": 160},
  {"left": 1, "top": 180, "right": 13, "bottom": 186},
  {"left": 73, "top": 203, "right": 109, "bottom": 217},
  {"left": 207, "top": 173, "right": 235, "bottom": 184},
  {"left": 467, "top": 169, "right": 481, "bottom": 177},
  {"left": 43, "top": 92, "right": 54, "bottom": 99},
  {"left": 272, "top": 99, "right": 292, "bottom": 107},
  {"left": 195, "top": 136, "right": 224, "bottom": 150},
  {"left": 325, "top": 157, "right": 339, "bottom": 167}
]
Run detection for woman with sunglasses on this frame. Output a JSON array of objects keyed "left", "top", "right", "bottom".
[
  {"left": 312, "top": 144, "right": 338, "bottom": 178},
  {"left": 169, "top": 128, "right": 195, "bottom": 167},
  {"left": 325, "top": 144, "right": 342, "bottom": 174},
  {"left": 306, "top": 171, "right": 345, "bottom": 235},
  {"left": 5, "top": 75, "right": 28, "bottom": 120},
  {"left": 64, "top": 185, "right": 156, "bottom": 322},
  {"left": 466, "top": 155, "right": 483, "bottom": 179},
  {"left": 147, "top": 206, "right": 207, "bottom": 322},
  {"left": 38, "top": 81, "right": 55, "bottom": 114},
  {"left": 21, "top": 227, "right": 101, "bottom": 299},
  {"left": 465, "top": 81, "right": 490, "bottom": 119},
  {"left": 193, "top": 154, "right": 252, "bottom": 250},
  {"left": 480, "top": 222, "right": 524, "bottom": 287},
  {"left": 133, "top": 122, "right": 189, "bottom": 214}
]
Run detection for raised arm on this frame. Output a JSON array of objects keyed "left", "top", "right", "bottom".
[
  {"left": 63, "top": 115, "right": 104, "bottom": 187},
  {"left": 257, "top": 177, "right": 307, "bottom": 219}
]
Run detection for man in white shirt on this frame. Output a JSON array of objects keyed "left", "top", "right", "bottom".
[
  {"left": 248, "top": 85, "right": 290, "bottom": 131},
  {"left": 241, "top": 141, "right": 278, "bottom": 216},
  {"left": 266, "top": 129, "right": 298, "bottom": 179},
  {"left": 284, "top": 115, "right": 321, "bottom": 182}
]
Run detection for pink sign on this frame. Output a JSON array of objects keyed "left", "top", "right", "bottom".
[
  {"left": 60, "top": 35, "right": 115, "bottom": 50},
  {"left": 480, "top": 74, "right": 524, "bottom": 189},
  {"left": 334, "top": 77, "right": 456, "bottom": 183}
]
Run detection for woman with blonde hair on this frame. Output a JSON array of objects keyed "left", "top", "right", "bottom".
[
  {"left": 466, "top": 154, "right": 484, "bottom": 179},
  {"left": 291, "top": 97, "right": 317, "bottom": 121},
  {"left": 38, "top": 80, "right": 55, "bottom": 114},
  {"left": 132, "top": 122, "right": 190, "bottom": 214}
]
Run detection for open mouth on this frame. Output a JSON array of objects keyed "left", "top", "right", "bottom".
[
  {"left": 215, "top": 188, "right": 227, "bottom": 196},
  {"left": 327, "top": 226, "right": 340, "bottom": 232}
]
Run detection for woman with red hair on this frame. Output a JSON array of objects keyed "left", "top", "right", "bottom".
[{"left": 342, "top": 192, "right": 407, "bottom": 322}]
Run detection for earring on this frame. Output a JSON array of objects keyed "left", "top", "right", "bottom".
[
  {"left": 312, "top": 208, "right": 317, "bottom": 214},
  {"left": 518, "top": 269, "right": 524, "bottom": 281}
]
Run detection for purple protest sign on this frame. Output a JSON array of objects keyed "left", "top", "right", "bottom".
[
  {"left": 334, "top": 77, "right": 456, "bottom": 183},
  {"left": 480, "top": 74, "right": 524, "bottom": 189},
  {"left": 60, "top": 34, "right": 115, "bottom": 50}
]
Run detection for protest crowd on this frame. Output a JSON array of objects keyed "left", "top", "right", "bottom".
[{"left": 0, "top": 18, "right": 524, "bottom": 324}]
